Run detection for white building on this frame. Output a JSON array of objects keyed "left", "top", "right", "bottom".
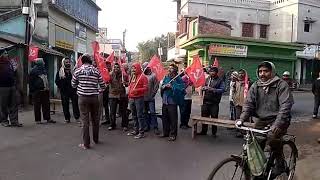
[{"left": 178, "top": 0, "right": 320, "bottom": 44}]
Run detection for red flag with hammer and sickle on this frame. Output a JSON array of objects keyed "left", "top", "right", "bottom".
[
  {"left": 147, "top": 55, "right": 166, "bottom": 81},
  {"left": 28, "top": 46, "right": 39, "bottom": 62},
  {"left": 185, "top": 55, "right": 205, "bottom": 88}
]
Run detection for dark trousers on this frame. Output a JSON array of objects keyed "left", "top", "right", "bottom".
[
  {"left": 235, "top": 105, "right": 242, "bottom": 120},
  {"left": 129, "top": 97, "right": 145, "bottom": 134},
  {"left": 144, "top": 99, "right": 158, "bottom": 130},
  {"left": 230, "top": 101, "right": 236, "bottom": 120},
  {"left": 200, "top": 103, "right": 219, "bottom": 135},
  {"left": 109, "top": 97, "right": 129, "bottom": 128},
  {"left": 255, "top": 120, "right": 289, "bottom": 160},
  {"left": 0, "top": 86, "right": 18, "bottom": 124},
  {"left": 180, "top": 99, "right": 192, "bottom": 126},
  {"left": 162, "top": 104, "right": 178, "bottom": 137},
  {"left": 61, "top": 92, "right": 80, "bottom": 121},
  {"left": 314, "top": 95, "right": 320, "bottom": 116},
  {"left": 33, "top": 90, "right": 50, "bottom": 122},
  {"left": 103, "top": 95, "right": 110, "bottom": 121},
  {"left": 79, "top": 96, "right": 100, "bottom": 147}
]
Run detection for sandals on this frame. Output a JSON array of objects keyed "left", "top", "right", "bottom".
[{"left": 78, "top": 144, "right": 89, "bottom": 150}]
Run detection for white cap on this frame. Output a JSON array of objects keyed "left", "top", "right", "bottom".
[{"left": 283, "top": 71, "right": 290, "bottom": 76}]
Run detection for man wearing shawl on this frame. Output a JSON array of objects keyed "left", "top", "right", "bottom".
[
  {"left": 55, "top": 58, "right": 80, "bottom": 123},
  {"left": 160, "top": 64, "right": 185, "bottom": 141},
  {"left": 237, "top": 61, "right": 294, "bottom": 178}
]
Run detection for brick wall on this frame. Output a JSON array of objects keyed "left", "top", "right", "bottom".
[{"left": 198, "top": 17, "right": 231, "bottom": 36}]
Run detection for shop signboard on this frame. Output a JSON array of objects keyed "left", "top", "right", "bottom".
[
  {"left": 55, "top": 26, "right": 74, "bottom": 51},
  {"left": 208, "top": 43, "right": 248, "bottom": 57}
]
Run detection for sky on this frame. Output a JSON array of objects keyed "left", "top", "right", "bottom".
[{"left": 96, "top": 0, "right": 177, "bottom": 51}]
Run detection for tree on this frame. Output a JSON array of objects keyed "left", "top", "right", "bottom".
[{"left": 136, "top": 34, "right": 168, "bottom": 62}]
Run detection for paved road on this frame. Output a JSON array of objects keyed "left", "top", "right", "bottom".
[{"left": 0, "top": 92, "right": 314, "bottom": 180}]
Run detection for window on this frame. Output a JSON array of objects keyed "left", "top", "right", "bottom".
[
  {"left": 192, "top": 21, "right": 198, "bottom": 36},
  {"left": 242, "top": 23, "right": 254, "bottom": 37},
  {"left": 260, "top": 25, "right": 268, "bottom": 38},
  {"left": 304, "top": 22, "right": 311, "bottom": 32}
]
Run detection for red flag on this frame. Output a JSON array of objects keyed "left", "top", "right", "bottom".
[
  {"left": 213, "top": 57, "right": 219, "bottom": 67},
  {"left": 185, "top": 55, "right": 206, "bottom": 88},
  {"left": 244, "top": 71, "right": 249, "bottom": 99},
  {"left": 147, "top": 55, "right": 166, "bottom": 81},
  {"left": 118, "top": 56, "right": 128, "bottom": 77},
  {"left": 91, "top": 41, "right": 110, "bottom": 82},
  {"left": 28, "top": 46, "right": 39, "bottom": 62},
  {"left": 106, "top": 51, "right": 114, "bottom": 64}
]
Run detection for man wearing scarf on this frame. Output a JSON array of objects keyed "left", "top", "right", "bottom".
[
  {"left": 29, "top": 58, "right": 56, "bottom": 124},
  {"left": 238, "top": 61, "right": 294, "bottom": 178},
  {"left": 55, "top": 58, "right": 80, "bottom": 123},
  {"left": 232, "top": 69, "right": 247, "bottom": 121},
  {"left": 160, "top": 64, "right": 185, "bottom": 141}
]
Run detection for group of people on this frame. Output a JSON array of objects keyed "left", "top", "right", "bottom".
[{"left": 1, "top": 48, "right": 319, "bottom": 158}]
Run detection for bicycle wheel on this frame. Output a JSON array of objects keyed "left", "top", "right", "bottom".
[
  {"left": 207, "top": 156, "right": 251, "bottom": 180},
  {"left": 282, "top": 141, "right": 298, "bottom": 180}
]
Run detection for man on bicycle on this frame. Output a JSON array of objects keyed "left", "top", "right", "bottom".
[{"left": 237, "top": 61, "right": 294, "bottom": 176}]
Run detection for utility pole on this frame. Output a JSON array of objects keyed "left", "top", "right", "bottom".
[
  {"left": 123, "top": 29, "right": 127, "bottom": 49},
  {"left": 22, "top": 0, "right": 32, "bottom": 106}
]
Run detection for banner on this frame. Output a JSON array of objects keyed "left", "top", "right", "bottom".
[
  {"left": 147, "top": 55, "right": 166, "bottom": 81},
  {"left": 185, "top": 55, "right": 206, "bottom": 88},
  {"left": 28, "top": 46, "right": 39, "bottom": 62}
]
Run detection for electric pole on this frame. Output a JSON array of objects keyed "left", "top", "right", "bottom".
[
  {"left": 123, "top": 29, "right": 127, "bottom": 49},
  {"left": 22, "top": 0, "right": 32, "bottom": 106}
]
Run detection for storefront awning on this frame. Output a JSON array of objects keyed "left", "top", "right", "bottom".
[{"left": 37, "top": 45, "right": 66, "bottom": 57}]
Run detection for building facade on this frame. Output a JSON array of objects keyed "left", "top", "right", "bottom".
[
  {"left": 177, "top": 0, "right": 320, "bottom": 44},
  {"left": 0, "top": 0, "right": 101, "bottom": 98}
]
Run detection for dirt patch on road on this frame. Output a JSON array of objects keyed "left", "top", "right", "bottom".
[{"left": 289, "top": 119, "right": 320, "bottom": 160}]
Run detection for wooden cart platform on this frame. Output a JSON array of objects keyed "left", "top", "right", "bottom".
[{"left": 191, "top": 115, "right": 254, "bottom": 139}]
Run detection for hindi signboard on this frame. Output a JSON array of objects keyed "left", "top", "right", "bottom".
[{"left": 208, "top": 43, "right": 248, "bottom": 57}]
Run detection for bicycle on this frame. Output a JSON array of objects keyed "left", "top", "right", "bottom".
[{"left": 207, "top": 124, "right": 298, "bottom": 180}]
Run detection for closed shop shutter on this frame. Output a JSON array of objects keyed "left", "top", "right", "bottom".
[
  {"left": 240, "top": 58, "right": 261, "bottom": 81},
  {"left": 209, "top": 56, "right": 242, "bottom": 71},
  {"left": 241, "top": 59, "right": 293, "bottom": 81}
]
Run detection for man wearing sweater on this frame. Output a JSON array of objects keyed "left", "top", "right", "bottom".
[
  {"left": 72, "top": 54, "right": 106, "bottom": 149},
  {"left": 142, "top": 62, "right": 160, "bottom": 135}
]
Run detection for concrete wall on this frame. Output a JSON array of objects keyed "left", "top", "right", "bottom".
[
  {"left": 198, "top": 18, "right": 231, "bottom": 36},
  {"left": 0, "top": 15, "right": 26, "bottom": 37},
  {"left": 0, "top": 0, "right": 21, "bottom": 7},
  {"left": 185, "top": 1, "right": 270, "bottom": 38},
  {"left": 180, "top": 0, "right": 320, "bottom": 43},
  {"left": 34, "top": 17, "right": 48, "bottom": 41},
  {"left": 296, "top": 3, "right": 320, "bottom": 44},
  {"left": 86, "top": 29, "right": 96, "bottom": 55},
  {"left": 268, "top": 3, "right": 299, "bottom": 42}
]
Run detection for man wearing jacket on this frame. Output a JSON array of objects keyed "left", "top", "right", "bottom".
[
  {"left": 108, "top": 63, "right": 129, "bottom": 131},
  {"left": 142, "top": 62, "right": 160, "bottom": 135},
  {"left": 55, "top": 58, "right": 80, "bottom": 123},
  {"left": 199, "top": 66, "right": 225, "bottom": 136},
  {"left": 237, "top": 61, "right": 294, "bottom": 178},
  {"left": 312, "top": 72, "right": 320, "bottom": 119},
  {"left": 160, "top": 64, "right": 185, "bottom": 141},
  {"left": 127, "top": 63, "right": 148, "bottom": 139},
  {"left": 29, "top": 58, "right": 56, "bottom": 124},
  {"left": 0, "top": 50, "right": 22, "bottom": 127}
]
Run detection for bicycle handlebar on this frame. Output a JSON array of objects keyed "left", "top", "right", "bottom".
[{"left": 235, "top": 123, "right": 271, "bottom": 135}]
